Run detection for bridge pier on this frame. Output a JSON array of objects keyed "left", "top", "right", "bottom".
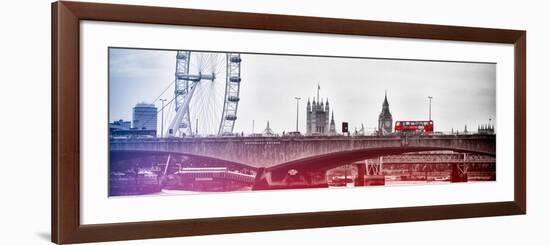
[
  {"left": 450, "top": 162, "right": 468, "bottom": 182},
  {"left": 354, "top": 158, "right": 386, "bottom": 186},
  {"left": 355, "top": 163, "right": 366, "bottom": 186},
  {"left": 364, "top": 175, "right": 385, "bottom": 186}
]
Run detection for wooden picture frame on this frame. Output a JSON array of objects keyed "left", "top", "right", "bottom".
[{"left": 52, "top": 1, "right": 526, "bottom": 244}]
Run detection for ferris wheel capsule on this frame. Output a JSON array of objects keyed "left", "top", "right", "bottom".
[
  {"left": 225, "top": 115, "right": 237, "bottom": 121},
  {"left": 230, "top": 76, "right": 241, "bottom": 83},
  {"left": 230, "top": 56, "right": 242, "bottom": 63},
  {"left": 227, "top": 96, "right": 240, "bottom": 102},
  {"left": 176, "top": 52, "right": 187, "bottom": 59}
]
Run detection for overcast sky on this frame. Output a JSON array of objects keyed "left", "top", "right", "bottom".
[{"left": 109, "top": 48, "right": 496, "bottom": 135}]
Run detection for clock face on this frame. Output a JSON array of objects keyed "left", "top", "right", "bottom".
[{"left": 384, "top": 121, "right": 391, "bottom": 127}]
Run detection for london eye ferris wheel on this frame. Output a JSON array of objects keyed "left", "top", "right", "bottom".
[{"left": 165, "top": 51, "right": 242, "bottom": 137}]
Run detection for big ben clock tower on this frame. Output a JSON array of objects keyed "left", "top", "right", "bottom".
[{"left": 378, "top": 91, "right": 393, "bottom": 135}]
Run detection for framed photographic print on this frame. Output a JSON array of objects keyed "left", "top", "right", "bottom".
[{"left": 52, "top": 1, "right": 526, "bottom": 244}]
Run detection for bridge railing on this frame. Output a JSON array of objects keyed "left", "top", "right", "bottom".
[{"left": 109, "top": 133, "right": 495, "bottom": 143}]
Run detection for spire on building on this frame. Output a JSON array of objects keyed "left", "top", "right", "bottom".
[
  {"left": 378, "top": 90, "right": 393, "bottom": 135},
  {"left": 317, "top": 83, "right": 320, "bottom": 103},
  {"left": 263, "top": 121, "right": 274, "bottom": 136},
  {"left": 329, "top": 111, "right": 336, "bottom": 135}
]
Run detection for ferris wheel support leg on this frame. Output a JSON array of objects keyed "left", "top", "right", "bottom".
[{"left": 165, "top": 82, "right": 198, "bottom": 137}]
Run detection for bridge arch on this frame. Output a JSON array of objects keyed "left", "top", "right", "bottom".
[
  {"left": 252, "top": 146, "right": 495, "bottom": 190},
  {"left": 268, "top": 146, "right": 495, "bottom": 173},
  {"left": 109, "top": 150, "right": 256, "bottom": 170}
]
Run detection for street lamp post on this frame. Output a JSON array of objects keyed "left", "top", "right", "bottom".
[
  {"left": 428, "top": 96, "right": 433, "bottom": 121},
  {"left": 160, "top": 99, "right": 167, "bottom": 137},
  {"left": 294, "top": 97, "right": 301, "bottom": 132}
]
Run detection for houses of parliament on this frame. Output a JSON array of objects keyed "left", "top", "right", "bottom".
[{"left": 305, "top": 85, "right": 392, "bottom": 136}]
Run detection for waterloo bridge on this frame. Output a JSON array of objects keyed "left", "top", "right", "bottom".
[{"left": 110, "top": 134, "right": 496, "bottom": 190}]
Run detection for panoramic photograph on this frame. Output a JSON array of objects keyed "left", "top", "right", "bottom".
[{"left": 108, "top": 47, "right": 496, "bottom": 197}]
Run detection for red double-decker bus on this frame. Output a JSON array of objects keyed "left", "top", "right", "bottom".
[{"left": 395, "top": 120, "right": 434, "bottom": 134}]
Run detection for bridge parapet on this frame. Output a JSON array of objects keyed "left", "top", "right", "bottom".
[{"left": 404, "top": 136, "right": 496, "bottom": 155}]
